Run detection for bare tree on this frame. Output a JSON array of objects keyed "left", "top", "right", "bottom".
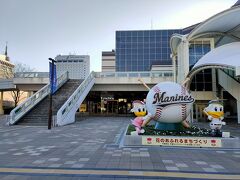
[
  {"left": 14, "top": 62, "right": 36, "bottom": 75},
  {"left": 11, "top": 62, "right": 36, "bottom": 107},
  {"left": 11, "top": 90, "right": 26, "bottom": 107}
]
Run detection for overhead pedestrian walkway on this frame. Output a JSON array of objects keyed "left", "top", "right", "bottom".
[{"left": 7, "top": 71, "right": 170, "bottom": 126}]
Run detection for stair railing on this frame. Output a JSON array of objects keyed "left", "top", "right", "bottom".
[
  {"left": 8, "top": 71, "right": 69, "bottom": 125},
  {"left": 56, "top": 71, "right": 95, "bottom": 126}
]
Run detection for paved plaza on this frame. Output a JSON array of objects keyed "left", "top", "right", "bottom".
[{"left": 0, "top": 116, "right": 240, "bottom": 179}]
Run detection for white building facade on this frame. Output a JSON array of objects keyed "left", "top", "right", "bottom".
[
  {"left": 55, "top": 55, "right": 90, "bottom": 79},
  {"left": 170, "top": 2, "right": 240, "bottom": 123}
]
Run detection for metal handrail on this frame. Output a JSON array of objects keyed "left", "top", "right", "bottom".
[
  {"left": 56, "top": 71, "right": 95, "bottom": 125},
  {"left": 9, "top": 71, "right": 69, "bottom": 125},
  {"left": 94, "top": 71, "right": 173, "bottom": 78},
  {"left": 14, "top": 72, "right": 49, "bottom": 78},
  {"left": 184, "top": 65, "right": 235, "bottom": 90}
]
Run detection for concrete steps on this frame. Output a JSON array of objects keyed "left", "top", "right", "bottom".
[{"left": 17, "top": 79, "right": 83, "bottom": 126}]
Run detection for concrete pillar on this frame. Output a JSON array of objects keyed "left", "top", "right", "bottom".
[
  {"left": 0, "top": 91, "right": 4, "bottom": 115},
  {"left": 237, "top": 100, "right": 240, "bottom": 124},
  {"left": 176, "top": 35, "right": 189, "bottom": 84},
  {"left": 172, "top": 54, "right": 177, "bottom": 83},
  {"left": 182, "top": 37, "right": 190, "bottom": 81},
  {"left": 195, "top": 103, "right": 199, "bottom": 122},
  {"left": 211, "top": 69, "right": 217, "bottom": 96}
]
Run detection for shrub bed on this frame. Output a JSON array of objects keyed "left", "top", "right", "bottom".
[{"left": 127, "top": 124, "right": 212, "bottom": 137}]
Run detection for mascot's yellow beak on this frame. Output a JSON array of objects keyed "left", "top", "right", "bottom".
[
  {"left": 134, "top": 111, "right": 146, "bottom": 117},
  {"left": 207, "top": 111, "right": 224, "bottom": 118}
]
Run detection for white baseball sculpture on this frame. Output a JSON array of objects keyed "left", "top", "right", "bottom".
[{"left": 146, "top": 82, "right": 195, "bottom": 123}]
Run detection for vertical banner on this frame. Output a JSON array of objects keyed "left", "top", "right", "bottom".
[{"left": 49, "top": 62, "right": 57, "bottom": 94}]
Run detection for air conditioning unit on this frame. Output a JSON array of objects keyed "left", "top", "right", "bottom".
[{"left": 235, "top": 66, "right": 240, "bottom": 77}]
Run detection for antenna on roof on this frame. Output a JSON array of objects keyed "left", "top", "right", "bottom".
[
  {"left": 5, "top": 41, "right": 8, "bottom": 57},
  {"left": 4, "top": 41, "right": 9, "bottom": 61},
  {"left": 151, "top": 19, "right": 153, "bottom": 30}
]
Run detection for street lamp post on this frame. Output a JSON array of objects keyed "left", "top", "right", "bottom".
[{"left": 48, "top": 58, "right": 56, "bottom": 130}]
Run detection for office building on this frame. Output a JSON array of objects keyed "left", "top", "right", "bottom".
[
  {"left": 102, "top": 50, "right": 115, "bottom": 72},
  {"left": 115, "top": 29, "right": 182, "bottom": 72},
  {"left": 55, "top": 55, "right": 90, "bottom": 79}
]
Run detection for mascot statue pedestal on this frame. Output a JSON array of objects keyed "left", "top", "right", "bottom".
[{"left": 154, "top": 122, "right": 183, "bottom": 131}]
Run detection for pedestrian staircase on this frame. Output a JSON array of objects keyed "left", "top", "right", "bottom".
[
  {"left": 8, "top": 71, "right": 95, "bottom": 126},
  {"left": 218, "top": 69, "right": 240, "bottom": 123},
  {"left": 56, "top": 72, "right": 95, "bottom": 126},
  {"left": 16, "top": 79, "right": 82, "bottom": 126}
]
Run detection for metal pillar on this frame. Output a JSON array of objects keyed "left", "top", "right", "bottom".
[{"left": 0, "top": 91, "right": 4, "bottom": 115}]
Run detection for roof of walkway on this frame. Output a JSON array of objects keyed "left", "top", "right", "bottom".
[
  {"left": 187, "top": 42, "right": 240, "bottom": 80},
  {"left": 171, "top": 5, "right": 240, "bottom": 55}
]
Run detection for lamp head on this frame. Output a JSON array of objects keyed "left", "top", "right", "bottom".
[{"left": 48, "top": 58, "right": 56, "bottom": 62}]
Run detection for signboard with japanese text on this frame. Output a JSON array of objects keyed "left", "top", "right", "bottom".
[{"left": 142, "top": 136, "right": 222, "bottom": 148}]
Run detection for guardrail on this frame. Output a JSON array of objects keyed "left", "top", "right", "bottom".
[
  {"left": 95, "top": 71, "right": 173, "bottom": 78},
  {"left": 222, "top": 69, "right": 240, "bottom": 83},
  {"left": 14, "top": 72, "right": 49, "bottom": 78},
  {"left": 56, "top": 71, "right": 95, "bottom": 126},
  {"left": 9, "top": 71, "right": 69, "bottom": 125}
]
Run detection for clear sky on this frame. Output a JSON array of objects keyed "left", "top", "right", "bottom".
[{"left": 0, "top": 0, "right": 236, "bottom": 72}]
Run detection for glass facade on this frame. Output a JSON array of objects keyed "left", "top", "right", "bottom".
[
  {"left": 189, "top": 40, "right": 212, "bottom": 91},
  {"left": 115, "top": 29, "right": 213, "bottom": 91},
  {"left": 189, "top": 41, "right": 211, "bottom": 69},
  {"left": 116, "top": 30, "right": 182, "bottom": 71}
]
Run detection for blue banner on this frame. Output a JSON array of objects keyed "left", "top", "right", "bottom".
[{"left": 49, "top": 62, "right": 57, "bottom": 94}]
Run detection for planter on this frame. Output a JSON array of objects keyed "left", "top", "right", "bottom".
[{"left": 122, "top": 125, "right": 240, "bottom": 148}]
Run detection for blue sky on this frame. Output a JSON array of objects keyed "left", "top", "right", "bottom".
[{"left": 0, "top": 0, "right": 236, "bottom": 72}]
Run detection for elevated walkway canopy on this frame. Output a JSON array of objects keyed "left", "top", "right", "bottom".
[
  {"left": 186, "top": 42, "right": 240, "bottom": 88},
  {"left": 170, "top": 2, "right": 240, "bottom": 123},
  {"left": 184, "top": 41, "right": 240, "bottom": 124},
  {"left": 171, "top": 5, "right": 240, "bottom": 55}
]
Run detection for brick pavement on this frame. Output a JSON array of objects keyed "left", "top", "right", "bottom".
[{"left": 0, "top": 116, "right": 240, "bottom": 179}]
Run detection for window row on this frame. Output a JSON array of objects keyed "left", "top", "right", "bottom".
[
  {"left": 116, "top": 37, "right": 171, "bottom": 42},
  {"left": 116, "top": 47, "right": 171, "bottom": 54},
  {"left": 116, "top": 43, "right": 170, "bottom": 49},
  {"left": 117, "top": 66, "right": 150, "bottom": 71},
  {"left": 116, "top": 30, "right": 182, "bottom": 38},
  {"left": 190, "top": 82, "right": 213, "bottom": 91},
  {"left": 117, "top": 53, "right": 170, "bottom": 59}
]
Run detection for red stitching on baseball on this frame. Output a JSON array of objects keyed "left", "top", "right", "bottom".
[{"left": 181, "top": 86, "right": 187, "bottom": 120}]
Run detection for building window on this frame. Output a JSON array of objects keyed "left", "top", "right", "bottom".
[
  {"left": 189, "top": 40, "right": 212, "bottom": 91},
  {"left": 115, "top": 30, "right": 180, "bottom": 71}
]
